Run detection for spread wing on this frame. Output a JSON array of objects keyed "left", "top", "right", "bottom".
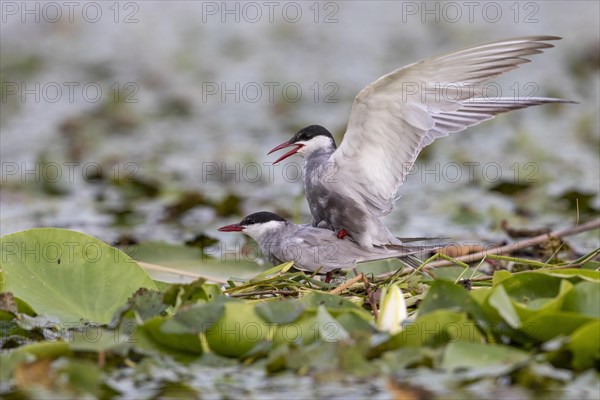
[{"left": 330, "top": 36, "right": 573, "bottom": 216}]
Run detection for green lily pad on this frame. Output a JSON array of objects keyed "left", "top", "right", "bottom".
[
  {"left": 496, "top": 273, "right": 575, "bottom": 324},
  {"left": 9, "top": 340, "right": 72, "bottom": 360},
  {"left": 523, "top": 311, "right": 595, "bottom": 342},
  {"left": 161, "top": 300, "right": 227, "bottom": 335},
  {"left": 500, "top": 273, "right": 563, "bottom": 306},
  {"left": 582, "top": 261, "right": 600, "bottom": 270},
  {"left": 316, "top": 305, "right": 350, "bottom": 342},
  {"left": 492, "top": 270, "right": 513, "bottom": 286},
  {"left": 336, "top": 311, "right": 376, "bottom": 334},
  {"left": 0, "top": 228, "right": 157, "bottom": 324},
  {"left": 379, "top": 347, "right": 435, "bottom": 371},
  {"left": 379, "top": 310, "right": 483, "bottom": 350},
  {"left": 488, "top": 285, "right": 521, "bottom": 328},
  {"left": 418, "top": 280, "right": 476, "bottom": 314},
  {"left": 143, "top": 316, "right": 202, "bottom": 354},
  {"left": 272, "top": 312, "right": 320, "bottom": 346},
  {"left": 204, "top": 301, "right": 271, "bottom": 357},
  {"left": 300, "top": 292, "right": 368, "bottom": 317},
  {"left": 512, "top": 279, "right": 573, "bottom": 322},
  {"left": 562, "top": 281, "right": 600, "bottom": 318},
  {"left": 567, "top": 320, "right": 600, "bottom": 369},
  {"left": 417, "top": 280, "right": 493, "bottom": 336},
  {"left": 441, "top": 341, "right": 529, "bottom": 369},
  {"left": 255, "top": 299, "right": 306, "bottom": 324},
  {"left": 534, "top": 268, "right": 600, "bottom": 282},
  {"left": 162, "top": 278, "right": 221, "bottom": 309},
  {"left": 70, "top": 326, "right": 132, "bottom": 352}
]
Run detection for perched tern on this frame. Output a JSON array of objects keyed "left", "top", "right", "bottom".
[
  {"left": 218, "top": 211, "right": 431, "bottom": 274},
  {"left": 268, "top": 36, "right": 574, "bottom": 248}
]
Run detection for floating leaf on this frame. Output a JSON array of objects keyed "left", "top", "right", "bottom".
[
  {"left": 567, "top": 320, "right": 600, "bottom": 369},
  {"left": 441, "top": 341, "right": 529, "bottom": 370},
  {"left": 316, "top": 306, "right": 350, "bottom": 342},
  {"left": 418, "top": 280, "right": 473, "bottom": 315},
  {"left": 203, "top": 302, "right": 271, "bottom": 357},
  {"left": 534, "top": 268, "right": 600, "bottom": 282},
  {"left": 500, "top": 273, "right": 563, "bottom": 305},
  {"left": 418, "top": 280, "right": 492, "bottom": 333},
  {"left": 255, "top": 299, "right": 306, "bottom": 324},
  {"left": 142, "top": 316, "right": 202, "bottom": 355},
  {"left": 336, "top": 311, "right": 376, "bottom": 334},
  {"left": 0, "top": 228, "right": 157, "bottom": 324},
  {"left": 562, "top": 281, "right": 600, "bottom": 318},
  {"left": 272, "top": 312, "right": 320, "bottom": 346},
  {"left": 300, "top": 292, "right": 368, "bottom": 317},
  {"left": 492, "top": 270, "right": 513, "bottom": 286},
  {"left": 70, "top": 326, "right": 131, "bottom": 353},
  {"left": 8, "top": 341, "right": 71, "bottom": 361},
  {"left": 522, "top": 311, "right": 595, "bottom": 343},
  {"left": 162, "top": 278, "right": 221, "bottom": 309},
  {"left": 112, "top": 288, "right": 169, "bottom": 323},
  {"left": 488, "top": 285, "right": 521, "bottom": 328},
  {"left": 376, "top": 311, "right": 483, "bottom": 352},
  {"left": 161, "top": 300, "right": 227, "bottom": 335},
  {"left": 499, "top": 275, "right": 573, "bottom": 323}
]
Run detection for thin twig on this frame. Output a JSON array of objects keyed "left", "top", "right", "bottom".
[
  {"left": 329, "top": 273, "right": 364, "bottom": 295},
  {"left": 137, "top": 261, "right": 228, "bottom": 284},
  {"left": 98, "top": 351, "right": 106, "bottom": 368},
  {"left": 360, "top": 273, "right": 379, "bottom": 320},
  {"left": 470, "top": 263, "right": 586, "bottom": 282},
  {"left": 229, "top": 290, "right": 299, "bottom": 298},
  {"left": 426, "top": 218, "right": 600, "bottom": 268}
]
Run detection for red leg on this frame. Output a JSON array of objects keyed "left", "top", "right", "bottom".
[
  {"left": 325, "top": 272, "right": 333, "bottom": 283},
  {"left": 337, "top": 229, "right": 349, "bottom": 240}
]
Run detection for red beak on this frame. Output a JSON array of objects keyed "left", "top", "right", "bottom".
[
  {"left": 268, "top": 140, "right": 304, "bottom": 164},
  {"left": 218, "top": 224, "right": 244, "bottom": 232}
]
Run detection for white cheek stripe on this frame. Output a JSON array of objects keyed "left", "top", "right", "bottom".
[
  {"left": 298, "top": 136, "right": 334, "bottom": 154},
  {"left": 244, "top": 221, "right": 284, "bottom": 238}
]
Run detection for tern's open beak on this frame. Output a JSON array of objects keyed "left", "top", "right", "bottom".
[
  {"left": 268, "top": 140, "right": 304, "bottom": 164},
  {"left": 218, "top": 224, "right": 244, "bottom": 232}
]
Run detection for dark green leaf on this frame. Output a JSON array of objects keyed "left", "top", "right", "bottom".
[
  {"left": 567, "top": 321, "right": 600, "bottom": 369},
  {"left": 0, "top": 228, "right": 157, "bottom": 324},
  {"left": 562, "top": 281, "right": 600, "bottom": 318},
  {"left": 441, "top": 341, "right": 529, "bottom": 369},
  {"left": 255, "top": 299, "right": 306, "bottom": 324},
  {"left": 161, "top": 300, "right": 227, "bottom": 335},
  {"left": 142, "top": 316, "right": 202, "bottom": 354}
]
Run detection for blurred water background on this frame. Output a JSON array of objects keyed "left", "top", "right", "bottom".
[{"left": 2, "top": 1, "right": 599, "bottom": 252}]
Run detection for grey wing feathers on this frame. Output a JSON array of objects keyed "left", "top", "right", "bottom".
[
  {"left": 330, "top": 36, "right": 572, "bottom": 217},
  {"left": 419, "top": 97, "right": 576, "bottom": 149}
]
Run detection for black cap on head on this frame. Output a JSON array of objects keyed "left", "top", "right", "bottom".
[
  {"left": 240, "top": 211, "right": 286, "bottom": 226},
  {"left": 291, "top": 125, "right": 334, "bottom": 143}
]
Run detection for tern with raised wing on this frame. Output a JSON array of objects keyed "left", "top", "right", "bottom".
[{"left": 268, "top": 36, "right": 574, "bottom": 248}]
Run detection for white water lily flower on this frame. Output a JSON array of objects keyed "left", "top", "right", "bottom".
[{"left": 377, "top": 283, "right": 408, "bottom": 334}]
